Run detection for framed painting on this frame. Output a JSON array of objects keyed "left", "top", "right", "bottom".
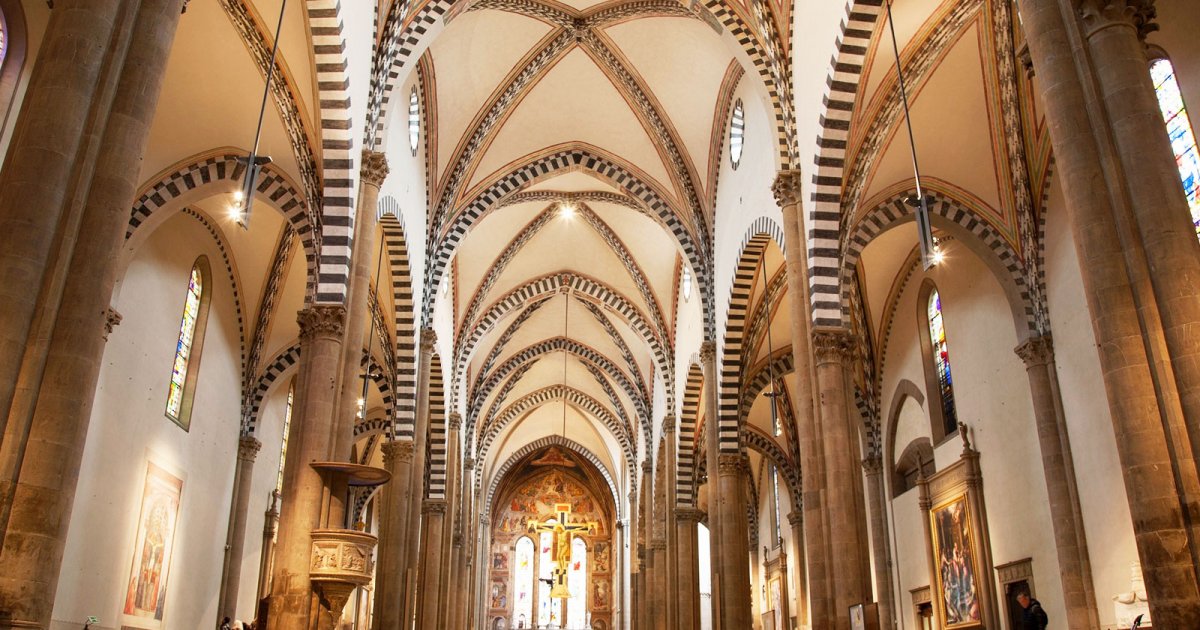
[
  {"left": 931, "top": 495, "right": 982, "bottom": 628},
  {"left": 121, "top": 460, "right": 183, "bottom": 630},
  {"left": 770, "top": 577, "right": 783, "bottom": 630}
]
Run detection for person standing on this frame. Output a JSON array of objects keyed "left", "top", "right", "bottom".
[{"left": 1017, "top": 591, "right": 1048, "bottom": 630}]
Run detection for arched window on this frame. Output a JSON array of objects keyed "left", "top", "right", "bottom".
[
  {"left": 919, "top": 283, "right": 957, "bottom": 440},
  {"left": 682, "top": 266, "right": 693, "bottom": 301},
  {"left": 537, "top": 526, "right": 561, "bottom": 627},
  {"left": 165, "top": 257, "right": 212, "bottom": 429},
  {"left": 276, "top": 379, "right": 295, "bottom": 494},
  {"left": 1150, "top": 58, "right": 1200, "bottom": 235},
  {"left": 514, "top": 536, "right": 535, "bottom": 626},
  {"left": 893, "top": 438, "right": 936, "bottom": 498},
  {"left": 730, "top": 98, "right": 745, "bottom": 169},
  {"left": 567, "top": 537, "right": 587, "bottom": 628},
  {"left": 408, "top": 86, "right": 421, "bottom": 156}
]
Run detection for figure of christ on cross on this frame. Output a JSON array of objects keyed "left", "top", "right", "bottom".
[{"left": 527, "top": 502, "right": 598, "bottom": 599}]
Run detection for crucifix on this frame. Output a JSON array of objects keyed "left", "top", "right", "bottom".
[{"left": 527, "top": 502, "right": 597, "bottom": 599}]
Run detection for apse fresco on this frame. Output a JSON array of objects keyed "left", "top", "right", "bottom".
[{"left": 496, "top": 470, "right": 605, "bottom": 535}]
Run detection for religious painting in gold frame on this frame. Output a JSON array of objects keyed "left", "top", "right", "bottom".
[
  {"left": 121, "top": 460, "right": 183, "bottom": 629},
  {"left": 930, "top": 494, "right": 982, "bottom": 628}
]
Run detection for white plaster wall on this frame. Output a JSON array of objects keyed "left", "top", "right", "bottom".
[
  {"left": 1041, "top": 181, "right": 1138, "bottom": 629},
  {"left": 53, "top": 212, "right": 245, "bottom": 630}
]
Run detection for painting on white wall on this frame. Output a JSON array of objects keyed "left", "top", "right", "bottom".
[
  {"left": 121, "top": 460, "right": 183, "bottom": 629},
  {"left": 932, "top": 496, "right": 981, "bottom": 628}
]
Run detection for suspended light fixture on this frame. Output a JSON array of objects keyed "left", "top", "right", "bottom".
[
  {"left": 885, "top": 0, "right": 939, "bottom": 269},
  {"left": 231, "top": 0, "right": 287, "bottom": 229},
  {"left": 558, "top": 201, "right": 576, "bottom": 219}
]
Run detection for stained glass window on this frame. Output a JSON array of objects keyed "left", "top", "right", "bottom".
[
  {"left": 770, "top": 464, "right": 782, "bottom": 547},
  {"left": 514, "top": 537, "right": 535, "bottom": 627},
  {"left": 408, "top": 87, "right": 420, "bottom": 156},
  {"left": 567, "top": 537, "right": 587, "bottom": 628},
  {"left": 927, "top": 289, "right": 957, "bottom": 436},
  {"left": 730, "top": 99, "right": 745, "bottom": 169},
  {"left": 276, "top": 382, "right": 294, "bottom": 494},
  {"left": 1151, "top": 59, "right": 1200, "bottom": 237},
  {"left": 682, "top": 266, "right": 693, "bottom": 301},
  {"left": 166, "top": 261, "right": 205, "bottom": 423}
]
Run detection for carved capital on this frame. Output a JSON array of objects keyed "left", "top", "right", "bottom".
[
  {"left": 464, "top": 457, "right": 476, "bottom": 471},
  {"left": 861, "top": 454, "right": 883, "bottom": 475},
  {"left": 448, "top": 411, "right": 463, "bottom": 431},
  {"left": 420, "top": 327, "right": 437, "bottom": 354},
  {"left": 699, "top": 340, "right": 717, "bottom": 364},
  {"left": 662, "top": 415, "right": 677, "bottom": 434},
  {"left": 674, "top": 507, "right": 704, "bottom": 523},
  {"left": 1078, "top": 0, "right": 1157, "bottom": 40},
  {"left": 103, "top": 307, "right": 123, "bottom": 341},
  {"left": 641, "top": 459, "right": 653, "bottom": 474},
  {"left": 717, "top": 453, "right": 746, "bottom": 476},
  {"left": 360, "top": 150, "right": 390, "bottom": 187},
  {"left": 382, "top": 439, "right": 415, "bottom": 465},
  {"left": 811, "top": 328, "right": 858, "bottom": 365},
  {"left": 298, "top": 306, "right": 346, "bottom": 341},
  {"left": 787, "top": 511, "right": 803, "bottom": 527},
  {"left": 1014, "top": 335, "right": 1055, "bottom": 368},
  {"left": 1017, "top": 41, "right": 1034, "bottom": 79},
  {"left": 421, "top": 499, "right": 449, "bottom": 515},
  {"left": 771, "top": 169, "right": 805, "bottom": 207},
  {"left": 650, "top": 538, "right": 667, "bottom": 551},
  {"left": 238, "top": 436, "right": 262, "bottom": 462}
]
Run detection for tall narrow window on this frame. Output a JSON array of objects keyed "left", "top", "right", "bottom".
[
  {"left": 770, "top": 464, "right": 782, "bottom": 547},
  {"left": 537, "top": 526, "right": 561, "bottom": 627},
  {"left": 276, "top": 381, "right": 295, "bottom": 494},
  {"left": 1151, "top": 58, "right": 1200, "bottom": 236},
  {"left": 408, "top": 86, "right": 421, "bottom": 156},
  {"left": 927, "top": 288, "right": 957, "bottom": 436},
  {"left": 514, "top": 537, "right": 535, "bottom": 628},
  {"left": 567, "top": 537, "right": 587, "bottom": 628},
  {"left": 729, "top": 99, "right": 745, "bottom": 169},
  {"left": 682, "top": 266, "right": 693, "bottom": 301},
  {"left": 165, "top": 257, "right": 211, "bottom": 429}
]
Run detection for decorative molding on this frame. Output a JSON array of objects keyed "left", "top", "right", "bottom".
[
  {"left": 360, "top": 150, "right": 390, "bottom": 187},
  {"left": 1014, "top": 335, "right": 1054, "bottom": 368},
  {"left": 771, "top": 169, "right": 804, "bottom": 207},
  {"left": 238, "top": 436, "right": 262, "bottom": 461},
  {"left": 103, "top": 307, "right": 123, "bottom": 341},
  {"left": 298, "top": 306, "right": 346, "bottom": 340},
  {"left": 810, "top": 328, "right": 857, "bottom": 365}
]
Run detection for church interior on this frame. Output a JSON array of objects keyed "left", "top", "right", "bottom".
[{"left": 0, "top": 0, "right": 1198, "bottom": 629}]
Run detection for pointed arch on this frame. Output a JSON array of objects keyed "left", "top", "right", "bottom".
[
  {"left": 427, "top": 352, "right": 448, "bottom": 499},
  {"left": 243, "top": 341, "right": 301, "bottom": 436},
  {"left": 380, "top": 206, "right": 417, "bottom": 440},
  {"left": 676, "top": 363, "right": 704, "bottom": 508},
  {"left": 483, "top": 434, "right": 624, "bottom": 520},
  {"left": 742, "top": 426, "right": 799, "bottom": 508}
]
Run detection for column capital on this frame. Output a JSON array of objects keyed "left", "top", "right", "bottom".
[
  {"left": 642, "top": 459, "right": 653, "bottom": 474},
  {"left": 298, "top": 305, "right": 346, "bottom": 341},
  {"left": 420, "top": 327, "right": 437, "bottom": 354},
  {"left": 861, "top": 454, "right": 883, "bottom": 475},
  {"left": 382, "top": 439, "right": 415, "bottom": 465},
  {"left": 421, "top": 499, "right": 449, "bottom": 514},
  {"left": 103, "top": 307, "right": 123, "bottom": 341},
  {"left": 771, "top": 169, "right": 805, "bottom": 207},
  {"left": 649, "top": 538, "right": 667, "bottom": 552},
  {"left": 662, "top": 415, "right": 677, "bottom": 434},
  {"left": 787, "top": 511, "right": 803, "bottom": 527},
  {"left": 360, "top": 150, "right": 390, "bottom": 187},
  {"left": 674, "top": 507, "right": 705, "bottom": 523},
  {"left": 448, "top": 411, "right": 463, "bottom": 431},
  {"left": 238, "top": 436, "right": 262, "bottom": 462},
  {"left": 717, "top": 453, "right": 746, "bottom": 476},
  {"left": 699, "top": 340, "right": 717, "bottom": 363},
  {"left": 464, "top": 457, "right": 476, "bottom": 471},
  {"left": 1014, "top": 334, "right": 1055, "bottom": 367},
  {"left": 1077, "top": 0, "right": 1158, "bottom": 40},
  {"left": 811, "top": 327, "right": 858, "bottom": 365}
]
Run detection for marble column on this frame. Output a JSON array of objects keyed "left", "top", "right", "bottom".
[
  {"left": 811, "top": 328, "right": 870, "bottom": 630},
  {"left": 0, "top": 0, "right": 126, "bottom": 438},
  {"left": 416, "top": 499, "right": 448, "bottom": 630},
  {"left": 674, "top": 509, "right": 702, "bottom": 630},
  {"left": 861, "top": 456, "right": 894, "bottom": 630},
  {"left": 787, "top": 511, "right": 808, "bottom": 628},
  {"left": 1018, "top": 1, "right": 1200, "bottom": 624},
  {"left": 715, "top": 453, "right": 752, "bottom": 629},
  {"left": 698, "top": 340, "right": 723, "bottom": 627},
  {"left": 1015, "top": 335, "right": 1099, "bottom": 628},
  {"left": 0, "top": 1, "right": 188, "bottom": 626},
  {"left": 258, "top": 490, "right": 282, "bottom": 604},
  {"left": 268, "top": 306, "right": 347, "bottom": 630},
  {"left": 663, "top": 416, "right": 678, "bottom": 630},
  {"left": 220, "top": 436, "right": 263, "bottom": 621},
  {"left": 772, "top": 170, "right": 829, "bottom": 626},
  {"left": 403, "top": 329, "right": 437, "bottom": 626},
  {"left": 374, "top": 439, "right": 415, "bottom": 630},
  {"left": 1080, "top": 0, "right": 1200, "bottom": 438}
]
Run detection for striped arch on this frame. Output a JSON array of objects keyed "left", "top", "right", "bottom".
[
  {"left": 841, "top": 189, "right": 1037, "bottom": 336},
  {"left": 357, "top": 350, "right": 396, "bottom": 434},
  {"left": 743, "top": 426, "right": 799, "bottom": 508},
  {"left": 304, "top": 0, "right": 358, "bottom": 305},
  {"left": 425, "top": 146, "right": 713, "bottom": 336},
  {"left": 476, "top": 385, "right": 635, "bottom": 474},
  {"left": 483, "top": 435, "right": 624, "bottom": 520},
  {"left": 676, "top": 363, "right": 703, "bottom": 508},
  {"left": 717, "top": 227, "right": 783, "bottom": 454},
  {"left": 243, "top": 341, "right": 301, "bottom": 436},
  {"left": 127, "top": 152, "right": 317, "bottom": 273},
  {"left": 426, "top": 352, "right": 448, "bottom": 499},
  {"left": 457, "top": 272, "right": 668, "bottom": 399},
  {"left": 739, "top": 350, "right": 794, "bottom": 422},
  {"left": 379, "top": 204, "right": 417, "bottom": 440},
  {"left": 468, "top": 337, "right": 644, "bottom": 438},
  {"left": 854, "top": 384, "right": 882, "bottom": 460}
]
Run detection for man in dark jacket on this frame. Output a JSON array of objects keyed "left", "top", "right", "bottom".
[{"left": 1017, "top": 592, "right": 1049, "bottom": 630}]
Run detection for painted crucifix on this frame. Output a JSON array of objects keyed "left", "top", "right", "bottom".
[{"left": 527, "top": 502, "right": 597, "bottom": 599}]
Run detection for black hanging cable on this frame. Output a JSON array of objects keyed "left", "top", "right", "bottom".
[
  {"left": 561, "top": 291, "right": 570, "bottom": 440},
  {"left": 233, "top": 0, "right": 287, "bottom": 228},
  {"left": 885, "top": 0, "right": 939, "bottom": 269}
]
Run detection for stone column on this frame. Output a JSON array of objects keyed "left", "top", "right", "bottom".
[
  {"left": 0, "top": 0, "right": 126, "bottom": 437},
  {"left": 861, "top": 456, "right": 893, "bottom": 630},
  {"left": 787, "top": 511, "right": 808, "bottom": 627},
  {"left": 663, "top": 416, "right": 678, "bottom": 629},
  {"left": 402, "top": 329, "right": 437, "bottom": 625},
  {"left": 715, "top": 453, "right": 752, "bottom": 629},
  {"left": 373, "top": 439, "right": 414, "bottom": 630},
  {"left": 773, "top": 170, "right": 829, "bottom": 626},
  {"left": 675, "top": 509, "right": 702, "bottom": 630},
  {"left": 0, "top": 1, "right": 188, "bottom": 625},
  {"left": 1080, "top": 0, "right": 1200, "bottom": 440},
  {"left": 220, "top": 436, "right": 263, "bottom": 622},
  {"left": 258, "top": 491, "right": 281, "bottom": 604},
  {"left": 651, "top": 538, "right": 668, "bottom": 629},
  {"left": 777, "top": 552, "right": 792, "bottom": 628},
  {"left": 811, "top": 328, "right": 870, "bottom": 630},
  {"left": 698, "top": 340, "right": 723, "bottom": 626},
  {"left": 1018, "top": 1, "right": 1200, "bottom": 624},
  {"left": 1014, "top": 335, "right": 1099, "bottom": 628},
  {"left": 438, "top": 413, "right": 462, "bottom": 620},
  {"left": 268, "top": 306, "right": 347, "bottom": 630},
  {"left": 447, "top": 534, "right": 468, "bottom": 630},
  {"left": 416, "top": 499, "right": 448, "bottom": 630},
  {"left": 635, "top": 546, "right": 648, "bottom": 630}
]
